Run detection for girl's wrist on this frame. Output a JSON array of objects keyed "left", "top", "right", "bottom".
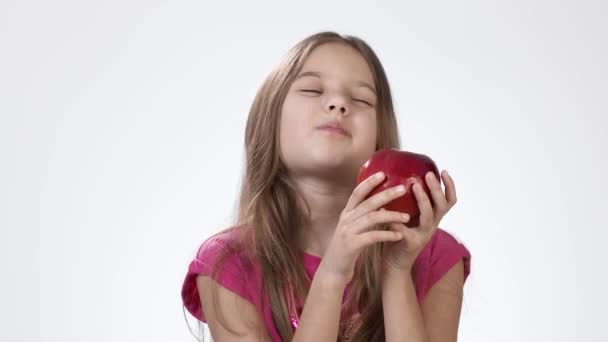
[
  {"left": 383, "top": 255, "right": 415, "bottom": 273},
  {"left": 315, "top": 264, "right": 351, "bottom": 290},
  {"left": 383, "top": 260, "right": 414, "bottom": 278}
]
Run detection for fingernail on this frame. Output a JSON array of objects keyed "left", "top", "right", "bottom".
[
  {"left": 375, "top": 172, "right": 384, "bottom": 179},
  {"left": 395, "top": 185, "right": 406, "bottom": 193}
]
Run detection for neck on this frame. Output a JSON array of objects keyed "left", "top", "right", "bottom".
[{"left": 293, "top": 175, "right": 354, "bottom": 258}]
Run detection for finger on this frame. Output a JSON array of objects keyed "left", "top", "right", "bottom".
[
  {"left": 352, "top": 230, "right": 403, "bottom": 250},
  {"left": 350, "top": 209, "right": 410, "bottom": 234},
  {"left": 441, "top": 170, "right": 457, "bottom": 207},
  {"left": 387, "top": 222, "right": 420, "bottom": 241},
  {"left": 425, "top": 171, "right": 448, "bottom": 213},
  {"left": 344, "top": 171, "right": 386, "bottom": 213},
  {"left": 350, "top": 184, "right": 407, "bottom": 221},
  {"left": 413, "top": 182, "right": 434, "bottom": 229}
]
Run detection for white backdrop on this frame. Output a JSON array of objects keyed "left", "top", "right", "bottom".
[{"left": 1, "top": 0, "right": 606, "bottom": 341}]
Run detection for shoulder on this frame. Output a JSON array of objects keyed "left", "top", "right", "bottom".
[
  {"left": 413, "top": 228, "right": 472, "bottom": 301},
  {"left": 181, "top": 225, "right": 260, "bottom": 322},
  {"left": 195, "top": 226, "right": 247, "bottom": 263}
]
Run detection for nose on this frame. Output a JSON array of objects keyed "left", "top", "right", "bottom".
[
  {"left": 328, "top": 104, "right": 347, "bottom": 115},
  {"left": 326, "top": 96, "right": 349, "bottom": 116}
]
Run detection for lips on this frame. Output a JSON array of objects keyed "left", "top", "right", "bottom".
[{"left": 316, "top": 121, "right": 351, "bottom": 137}]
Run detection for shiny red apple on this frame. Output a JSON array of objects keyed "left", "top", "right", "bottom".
[{"left": 356, "top": 148, "right": 441, "bottom": 227}]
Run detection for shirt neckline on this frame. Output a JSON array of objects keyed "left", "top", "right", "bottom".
[{"left": 300, "top": 250, "right": 322, "bottom": 264}]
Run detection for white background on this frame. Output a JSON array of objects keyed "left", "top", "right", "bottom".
[{"left": 1, "top": 0, "right": 606, "bottom": 341}]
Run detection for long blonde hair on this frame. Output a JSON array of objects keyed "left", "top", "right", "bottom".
[{"left": 208, "top": 31, "right": 401, "bottom": 341}]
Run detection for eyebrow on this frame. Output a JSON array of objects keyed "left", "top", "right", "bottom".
[{"left": 295, "top": 71, "right": 377, "bottom": 95}]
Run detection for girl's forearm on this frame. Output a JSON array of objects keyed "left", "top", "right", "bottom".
[
  {"left": 291, "top": 273, "right": 346, "bottom": 342},
  {"left": 382, "top": 268, "right": 430, "bottom": 342}
]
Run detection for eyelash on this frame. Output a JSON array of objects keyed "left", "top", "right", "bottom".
[{"left": 300, "top": 89, "right": 372, "bottom": 106}]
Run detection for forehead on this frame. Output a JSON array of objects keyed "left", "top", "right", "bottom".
[{"left": 298, "top": 42, "right": 375, "bottom": 85}]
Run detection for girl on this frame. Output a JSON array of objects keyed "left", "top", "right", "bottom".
[{"left": 181, "top": 31, "right": 471, "bottom": 342}]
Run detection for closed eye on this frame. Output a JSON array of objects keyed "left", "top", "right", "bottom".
[
  {"left": 300, "top": 89, "right": 373, "bottom": 106},
  {"left": 354, "top": 98, "right": 373, "bottom": 106}
]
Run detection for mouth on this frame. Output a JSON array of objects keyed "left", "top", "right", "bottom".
[{"left": 315, "top": 123, "right": 351, "bottom": 137}]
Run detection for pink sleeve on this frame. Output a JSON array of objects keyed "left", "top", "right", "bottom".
[
  {"left": 181, "top": 236, "right": 255, "bottom": 322},
  {"left": 414, "top": 228, "right": 472, "bottom": 301}
]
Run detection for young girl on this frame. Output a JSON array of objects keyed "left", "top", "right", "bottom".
[{"left": 181, "top": 31, "right": 471, "bottom": 342}]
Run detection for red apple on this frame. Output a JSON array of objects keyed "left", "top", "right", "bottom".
[{"left": 356, "top": 148, "right": 441, "bottom": 227}]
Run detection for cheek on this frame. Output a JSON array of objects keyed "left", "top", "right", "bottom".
[
  {"left": 281, "top": 98, "right": 303, "bottom": 130},
  {"left": 280, "top": 95, "right": 315, "bottom": 131},
  {"left": 279, "top": 98, "right": 309, "bottom": 155},
  {"left": 355, "top": 113, "right": 378, "bottom": 144}
]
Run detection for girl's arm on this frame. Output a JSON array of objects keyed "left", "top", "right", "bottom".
[
  {"left": 382, "top": 260, "right": 465, "bottom": 342},
  {"left": 291, "top": 272, "right": 347, "bottom": 342},
  {"left": 292, "top": 172, "right": 411, "bottom": 341},
  {"left": 196, "top": 276, "right": 272, "bottom": 342},
  {"left": 198, "top": 270, "right": 347, "bottom": 342}
]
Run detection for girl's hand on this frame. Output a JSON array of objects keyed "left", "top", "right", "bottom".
[
  {"left": 316, "top": 172, "right": 410, "bottom": 286},
  {"left": 383, "top": 170, "right": 458, "bottom": 272}
]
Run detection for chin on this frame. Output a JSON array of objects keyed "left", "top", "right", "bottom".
[
  {"left": 309, "top": 145, "right": 349, "bottom": 163},
  {"left": 308, "top": 148, "right": 362, "bottom": 179}
]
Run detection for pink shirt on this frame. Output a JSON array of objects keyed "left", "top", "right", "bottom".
[{"left": 181, "top": 227, "right": 471, "bottom": 341}]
